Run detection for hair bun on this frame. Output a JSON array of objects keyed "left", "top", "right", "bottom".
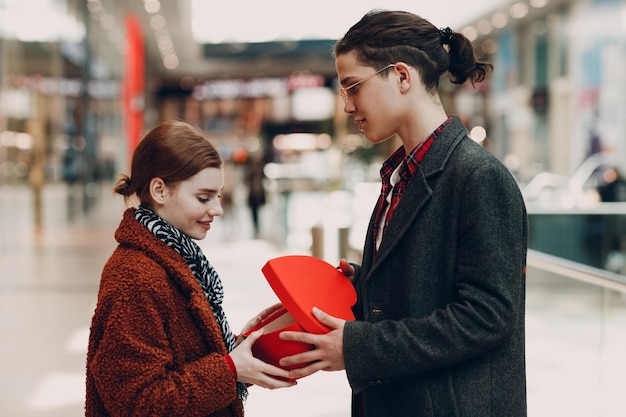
[{"left": 439, "top": 27, "right": 455, "bottom": 44}]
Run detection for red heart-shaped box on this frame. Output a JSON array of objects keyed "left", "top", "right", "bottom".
[{"left": 243, "top": 255, "right": 357, "bottom": 374}]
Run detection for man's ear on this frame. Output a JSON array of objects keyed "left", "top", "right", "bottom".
[
  {"left": 395, "top": 62, "right": 415, "bottom": 91},
  {"left": 149, "top": 177, "right": 168, "bottom": 204}
]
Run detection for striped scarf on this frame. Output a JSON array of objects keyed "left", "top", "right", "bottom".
[{"left": 135, "top": 206, "right": 248, "bottom": 402}]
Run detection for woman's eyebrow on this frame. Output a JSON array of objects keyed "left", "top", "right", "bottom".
[{"left": 197, "top": 187, "right": 221, "bottom": 193}]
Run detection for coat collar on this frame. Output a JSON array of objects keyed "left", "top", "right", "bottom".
[
  {"left": 416, "top": 115, "right": 468, "bottom": 179},
  {"left": 115, "top": 208, "right": 230, "bottom": 354}
]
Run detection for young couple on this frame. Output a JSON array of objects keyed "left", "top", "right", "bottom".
[{"left": 86, "top": 9, "right": 527, "bottom": 417}]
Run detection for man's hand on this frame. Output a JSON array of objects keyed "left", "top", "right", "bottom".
[
  {"left": 279, "top": 307, "right": 346, "bottom": 379},
  {"left": 338, "top": 258, "right": 355, "bottom": 281}
]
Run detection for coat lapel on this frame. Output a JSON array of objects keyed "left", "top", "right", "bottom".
[
  {"left": 120, "top": 211, "right": 229, "bottom": 355},
  {"left": 368, "top": 168, "right": 433, "bottom": 276},
  {"left": 163, "top": 252, "right": 229, "bottom": 354},
  {"left": 364, "top": 117, "right": 468, "bottom": 279}
]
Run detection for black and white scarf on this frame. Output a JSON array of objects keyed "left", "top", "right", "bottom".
[{"left": 135, "top": 206, "right": 248, "bottom": 402}]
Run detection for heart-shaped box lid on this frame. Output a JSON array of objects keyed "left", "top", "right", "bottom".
[{"left": 261, "top": 255, "right": 357, "bottom": 334}]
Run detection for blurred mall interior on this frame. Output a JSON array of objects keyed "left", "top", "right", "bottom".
[{"left": 1, "top": 0, "right": 625, "bottom": 416}]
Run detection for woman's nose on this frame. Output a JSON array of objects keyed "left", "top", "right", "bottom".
[{"left": 209, "top": 200, "right": 224, "bottom": 217}]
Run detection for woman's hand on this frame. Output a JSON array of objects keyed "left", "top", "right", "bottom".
[
  {"left": 237, "top": 303, "right": 283, "bottom": 346},
  {"left": 229, "top": 329, "right": 297, "bottom": 389}
]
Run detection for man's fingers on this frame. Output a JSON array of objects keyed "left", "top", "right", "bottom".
[
  {"left": 338, "top": 258, "right": 355, "bottom": 278},
  {"left": 279, "top": 329, "right": 317, "bottom": 344},
  {"left": 287, "top": 361, "right": 326, "bottom": 379},
  {"left": 312, "top": 307, "right": 343, "bottom": 328}
]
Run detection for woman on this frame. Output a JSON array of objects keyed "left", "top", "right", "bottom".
[
  {"left": 86, "top": 121, "right": 295, "bottom": 417},
  {"left": 280, "top": 10, "right": 528, "bottom": 417}
]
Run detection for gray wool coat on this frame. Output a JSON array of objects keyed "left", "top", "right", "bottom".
[{"left": 343, "top": 115, "right": 528, "bottom": 417}]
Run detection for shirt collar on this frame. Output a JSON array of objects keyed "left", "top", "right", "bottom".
[{"left": 380, "top": 116, "right": 453, "bottom": 184}]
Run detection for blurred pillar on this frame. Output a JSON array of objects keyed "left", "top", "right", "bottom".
[
  {"left": 338, "top": 227, "right": 349, "bottom": 260},
  {"left": 26, "top": 92, "right": 46, "bottom": 236},
  {"left": 549, "top": 78, "right": 571, "bottom": 175},
  {"left": 0, "top": 29, "right": 5, "bottom": 134},
  {"left": 312, "top": 225, "right": 350, "bottom": 262},
  {"left": 80, "top": 0, "right": 95, "bottom": 213},
  {"left": 311, "top": 225, "right": 324, "bottom": 259}
]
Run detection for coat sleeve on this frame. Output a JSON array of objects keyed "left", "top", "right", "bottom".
[
  {"left": 343, "top": 158, "right": 528, "bottom": 392},
  {"left": 88, "top": 265, "right": 237, "bottom": 417}
]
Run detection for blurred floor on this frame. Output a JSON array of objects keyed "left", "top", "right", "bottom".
[{"left": 1, "top": 182, "right": 625, "bottom": 416}]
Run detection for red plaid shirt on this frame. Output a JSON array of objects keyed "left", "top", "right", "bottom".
[{"left": 372, "top": 116, "right": 452, "bottom": 256}]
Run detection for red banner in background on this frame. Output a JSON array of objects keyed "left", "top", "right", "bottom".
[{"left": 123, "top": 15, "right": 145, "bottom": 168}]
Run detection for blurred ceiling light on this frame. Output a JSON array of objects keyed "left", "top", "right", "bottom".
[
  {"left": 530, "top": 0, "right": 549, "bottom": 8},
  {"left": 477, "top": 19, "right": 493, "bottom": 35},
  {"left": 510, "top": 2, "right": 529, "bottom": 19},
  {"left": 461, "top": 26, "right": 479, "bottom": 42},
  {"left": 469, "top": 126, "right": 487, "bottom": 143},
  {"left": 143, "top": 6, "right": 178, "bottom": 71},
  {"left": 163, "top": 54, "right": 179, "bottom": 70},
  {"left": 491, "top": 12, "right": 508, "bottom": 28},
  {"left": 157, "top": 35, "right": 174, "bottom": 54},
  {"left": 141, "top": 3, "right": 178, "bottom": 71},
  {"left": 143, "top": 0, "right": 161, "bottom": 14},
  {"left": 150, "top": 14, "right": 166, "bottom": 30}
]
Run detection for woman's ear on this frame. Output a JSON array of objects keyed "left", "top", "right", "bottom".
[{"left": 149, "top": 177, "right": 168, "bottom": 205}]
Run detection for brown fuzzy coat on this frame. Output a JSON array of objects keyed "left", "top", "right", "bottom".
[{"left": 85, "top": 208, "right": 244, "bottom": 417}]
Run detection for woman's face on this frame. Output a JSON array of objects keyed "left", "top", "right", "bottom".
[
  {"left": 153, "top": 167, "right": 224, "bottom": 240},
  {"left": 335, "top": 51, "right": 404, "bottom": 144}
]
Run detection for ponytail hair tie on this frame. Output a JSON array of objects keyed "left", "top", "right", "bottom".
[{"left": 440, "top": 27, "right": 455, "bottom": 44}]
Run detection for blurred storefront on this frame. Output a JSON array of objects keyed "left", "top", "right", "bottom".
[
  {"left": 459, "top": 0, "right": 626, "bottom": 187},
  {"left": 0, "top": 0, "right": 128, "bottom": 230},
  {"left": 1, "top": 0, "right": 625, "bottom": 234},
  {"left": 456, "top": 0, "right": 626, "bottom": 278},
  {"left": 0, "top": 0, "right": 125, "bottom": 185}
]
